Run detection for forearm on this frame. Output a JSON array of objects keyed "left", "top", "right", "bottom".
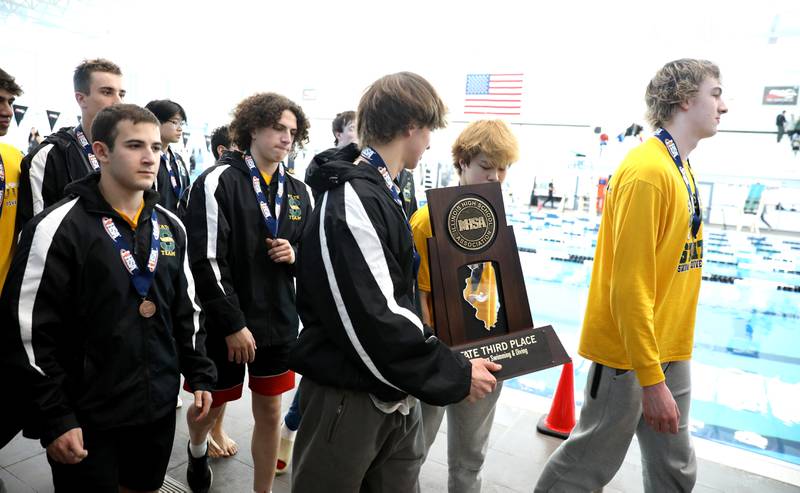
[{"left": 419, "top": 290, "right": 434, "bottom": 327}]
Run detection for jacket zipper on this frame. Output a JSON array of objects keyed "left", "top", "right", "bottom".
[{"left": 131, "top": 218, "right": 152, "bottom": 420}]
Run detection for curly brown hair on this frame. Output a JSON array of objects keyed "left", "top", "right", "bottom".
[
  {"left": 357, "top": 72, "right": 447, "bottom": 148},
  {"left": 0, "top": 67, "right": 23, "bottom": 96},
  {"left": 645, "top": 59, "right": 720, "bottom": 129},
  {"left": 230, "top": 93, "right": 310, "bottom": 151}
]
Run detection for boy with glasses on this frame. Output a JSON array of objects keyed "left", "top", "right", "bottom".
[{"left": 145, "top": 99, "right": 191, "bottom": 213}]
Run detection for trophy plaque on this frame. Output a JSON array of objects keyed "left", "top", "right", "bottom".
[{"left": 425, "top": 182, "right": 570, "bottom": 381}]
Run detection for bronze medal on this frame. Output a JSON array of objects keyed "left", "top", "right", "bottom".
[{"left": 139, "top": 300, "right": 157, "bottom": 318}]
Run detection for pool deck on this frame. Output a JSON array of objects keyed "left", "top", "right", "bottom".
[{"left": 2, "top": 385, "right": 799, "bottom": 493}]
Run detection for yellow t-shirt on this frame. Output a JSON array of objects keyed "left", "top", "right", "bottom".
[
  {"left": 578, "top": 137, "right": 703, "bottom": 386},
  {"left": 0, "top": 142, "right": 23, "bottom": 293},
  {"left": 410, "top": 204, "right": 499, "bottom": 329},
  {"left": 113, "top": 201, "right": 144, "bottom": 230},
  {"left": 260, "top": 171, "right": 272, "bottom": 186}
]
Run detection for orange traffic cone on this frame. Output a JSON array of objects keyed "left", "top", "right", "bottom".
[{"left": 536, "top": 361, "right": 576, "bottom": 439}]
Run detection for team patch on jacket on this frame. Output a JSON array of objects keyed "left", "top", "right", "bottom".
[
  {"left": 159, "top": 224, "right": 176, "bottom": 256},
  {"left": 288, "top": 194, "right": 302, "bottom": 221}
]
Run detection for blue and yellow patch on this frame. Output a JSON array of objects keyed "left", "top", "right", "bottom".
[
  {"left": 288, "top": 194, "right": 302, "bottom": 221},
  {"left": 159, "top": 224, "right": 176, "bottom": 256}
]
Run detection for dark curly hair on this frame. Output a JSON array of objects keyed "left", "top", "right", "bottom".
[
  {"left": 0, "top": 67, "right": 23, "bottom": 96},
  {"left": 230, "top": 93, "right": 309, "bottom": 151}
]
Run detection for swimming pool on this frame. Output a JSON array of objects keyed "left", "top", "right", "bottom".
[{"left": 504, "top": 208, "right": 800, "bottom": 466}]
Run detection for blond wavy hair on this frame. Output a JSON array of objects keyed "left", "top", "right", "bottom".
[
  {"left": 452, "top": 119, "right": 520, "bottom": 174},
  {"left": 645, "top": 59, "right": 720, "bottom": 129}
]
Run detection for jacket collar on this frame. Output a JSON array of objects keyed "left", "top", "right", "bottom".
[
  {"left": 64, "top": 172, "right": 160, "bottom": 222},
  {"left": 220, "top": 150, "right": 292, "bottom": 190}
]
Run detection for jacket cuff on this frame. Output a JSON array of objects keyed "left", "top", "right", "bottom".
[
  {"left": 40, "top": 413, "right": 80, "bottom": 448},
  {"left": 204, "top": 295, "right": 248, "bottom": 337},
  {"left": 455, "top": 351, "right": 472, "bottom": 400},
  {"left": 186, "top": 380, "right": 215, "bottom": 393},
  {"left": 635, "top": 363, "right": 665, "bottom": 387},
  {"left": 286, "top": 245, "right": 298, "bottom": 276}
]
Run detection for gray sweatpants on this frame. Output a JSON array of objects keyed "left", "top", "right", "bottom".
[
  {"left": 420, "top": 382, "right": 503, "bottom": 493},
  {"left": 534, "top": 361, "right": 696, "bottom": 493},
  {"left": 291, "top": 378, "right": 424, "bottom": 493}
]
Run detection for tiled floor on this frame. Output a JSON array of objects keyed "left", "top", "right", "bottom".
[{"left": 2, "top": 385, "right": 799, "bottom": 492}]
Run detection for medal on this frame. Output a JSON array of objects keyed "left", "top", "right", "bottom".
[{"left": 139, "top": 299, "right": 157, "bottom": 318}]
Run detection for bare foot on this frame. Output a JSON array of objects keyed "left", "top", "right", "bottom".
[
  {"left": 209, "top": 430, "right": 238, "bottom": 458},
  {"left": 207, "top": 436, "right": 226, "bottom": 458}
]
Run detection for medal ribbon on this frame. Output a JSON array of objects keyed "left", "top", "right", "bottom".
[
  {"left": 653, "top": 128, "right": 702, "bottom": 238},
  {"left": 359, "top": 147, "right": 421, "bottom": 280},
  {"left": 244, "top": 152, "right": 285, "bottom": 238},
  {"left": 161, "top": 149, "right": 184, "bottom": 199},
  {"left": 75, "top": 125, "right": 100, "bottom": 171},
  {"left": 101, "top": 210, "right": 160, "bottom": 299}
]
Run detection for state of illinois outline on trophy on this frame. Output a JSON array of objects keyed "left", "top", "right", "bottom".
[{"left": 425, "top": 182, "right": 570, "bottom": 381}]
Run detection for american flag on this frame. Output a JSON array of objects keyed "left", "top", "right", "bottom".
[{"left": 464, "top": 73, "right": 523, "bottom": 116}]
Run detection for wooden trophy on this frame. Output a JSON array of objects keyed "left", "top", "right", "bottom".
[{"left": 425, "top": 182, "right": 570, "bottom": 380}]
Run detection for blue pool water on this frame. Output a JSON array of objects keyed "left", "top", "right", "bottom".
[{"left": 504, "top": 208, "right": 800, "bottom": 466}]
